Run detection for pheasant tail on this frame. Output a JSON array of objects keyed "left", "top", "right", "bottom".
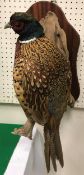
[{"left": 44, "top": 117, "right": 64, "bottom": 172}]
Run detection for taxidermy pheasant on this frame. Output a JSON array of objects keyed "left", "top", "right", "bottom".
[{"left": 5, "top": 12, "right": 72, "bottom": 172}]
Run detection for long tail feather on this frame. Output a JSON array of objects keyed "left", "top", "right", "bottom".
[
  {"left": 44, "top": 126, "right": 50, "bottom": 172},
  {"left": 50, "top": 133, "right": 57, "bottom": 171},
  {"left": 44, "top": 117, "right": 64, "bottom": 172},
  {"left": 54, "top": 129, "right": 64, "bottom": 167}
]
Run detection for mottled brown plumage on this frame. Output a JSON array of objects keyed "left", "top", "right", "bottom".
[
  {"left": 13, "top": 37, "right": 70, "bottom": 171},
  {"left": 5, "top": 12, "right": 72, "bottom": 172}
]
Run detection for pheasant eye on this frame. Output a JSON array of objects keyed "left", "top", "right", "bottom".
[
  {"left": 15, "top": 22, "right": 21, "bottom": 27},
  {"left": 15, "top": 21, "right": 22, "bottom": 28},
  {"left": 11, "top": 20, "right": 24, "bottom": 31}
]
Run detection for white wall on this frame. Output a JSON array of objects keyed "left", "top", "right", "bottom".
[
  {"left": 0, "top": 104, "right": 84, "bottom": 175},
  {"left": 0, "top": 104, "right": 26, "bottom": 124}
]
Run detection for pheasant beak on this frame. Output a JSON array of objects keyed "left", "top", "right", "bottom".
[{"left": 4, "top": 22, "right": 11, "bottom": 29}]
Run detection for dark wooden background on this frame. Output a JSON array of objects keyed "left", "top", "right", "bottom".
[{"left": 27, "top": 1, "right": 80, "bottom": 100}]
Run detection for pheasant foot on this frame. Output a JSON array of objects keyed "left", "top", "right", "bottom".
[{"left": 11, "top": 120, "right": 35, "bottom": 139}]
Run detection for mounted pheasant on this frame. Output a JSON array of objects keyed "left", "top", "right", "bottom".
[{"left": 4, "top": 6, "right": 79, "bottom": 172}]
